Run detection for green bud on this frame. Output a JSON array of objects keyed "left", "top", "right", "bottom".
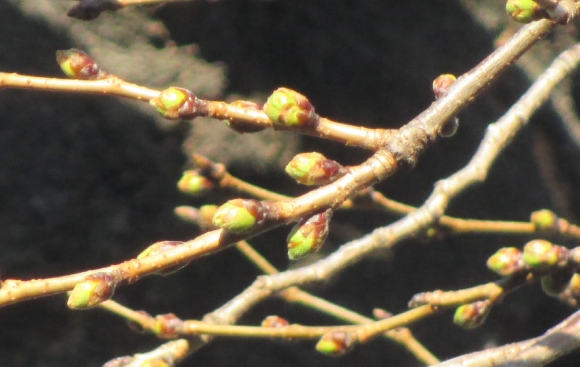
[
  {"left": 287, "top": 209, "right": 332, "bottom": 260},
  {"left": 453, "top": 301, "right": 491, "bottom": 329},
  {"left": 531, "top": 209, "right": 558, "bottom": 231},
  {"left": 56, "top": 49, "right": 104, "bottom": 80},
  {"left": 486, "top": 247, "right": 523, "bottom": 276},
  {"left": 212, "top": 199, "right": 266, "bottom": 233},
  {"left": 261, "top": 315, "right": 290, "bottom": 328},
  {"left": 285, "top": 152, "right": 346, "bottom": 186},
  {"left": 67, "top": 273, "right": 117, "bottom": 309},
  {"left": 522, "top": 239, "right": 560, "bottom": 270},
  {"left": 315, "top": 331, "right": 355, "bottom": 356},
  {"left": 506, "top": 0, "right": 543, "bottom": 23},
  {"left": 263, "top": 88, "right": 317, "bottom": 128},
  {"left": 150, "top": 87, "right": 200, "bottom": 120},
  {"left": 177, "top": 170, "right": 213, "bottom": 196}
]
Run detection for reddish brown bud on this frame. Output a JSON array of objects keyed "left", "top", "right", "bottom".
[
  {"left": 153, "top": 313, "right": 183, "bottom": 339},
  {"left": 67, "top": 272, "right": 117, "bottom": 309},
  {"left": 315, "top": 331, "right": 356, "bottom": 356},
  {"left": 285, "top": 152, "right": 346, "bottom": 186},
  {"left": 56, "top": 49, "right": 105, "bottom": 80},
  {"left": 453, "top": 301, "right": 491, "bottom": 329},
  {"left": 261, "top": 315, "right": 290, "bottom": 328},
  {"left": 432, "top": 74, "right": 457, "bottom": 99}
]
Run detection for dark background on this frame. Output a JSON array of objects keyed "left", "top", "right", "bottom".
[{"left": 1, "top": 0, "right": 580, "bottom": 366}]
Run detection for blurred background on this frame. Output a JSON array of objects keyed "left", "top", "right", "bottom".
[{"left": 1, "top": 0, "right": 580, "bottom": 366}]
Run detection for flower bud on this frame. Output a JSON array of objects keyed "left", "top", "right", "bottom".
[
  {"left": 150, "top": 87, "right": 200, "bottom": 120},
  {"left": 486, "top": 247, "right": 524, "bottom": 276},
  {"left": 153, "top": 313, "right": 183, "bottom": 339},
  {"left": 432, "top": 74, "right": 457, "bottom": 99},
  {"left": 522, "top": 239, "right": 560, "bottom": 270},
  {"left": 212, "top": 199, "right": 266, "bottom": 233},
  {"left": 287, "top": 209, "right": 332, "bottom": 260},
  {"left": 263, "top": 88, "right": 318, "bottom": 128},
  {"left": 315, "top": 331, "right": 355, "bottom": 356},
  {"left": 56, "top": 49, "right": 104, "bottom": 80},
  {"left": 506, "top": 0, "right": 544, "bottom": 23},
  {"left": 285, "top": 152, "right": 346, "bottom": 186},
  {"left": 137, "top": 241, "right": 188, "bottom": 276},
  {"left": 177, "top": 170, "right": 214, "bottom": 196},
  {"left": 531, "top": 209, "right": 558, "bottom": 232},
  {"left": 225, "top": 101, "right": 266, "bottom": 133},
  {"left": 261, "top": 315, "right": 290, "bottom": 328},
  {"left": 453, "top": 301, "right": 491, "bottom": 329},
  {"left": 67, "top": 273, "right": 117, "bottom": 309}
]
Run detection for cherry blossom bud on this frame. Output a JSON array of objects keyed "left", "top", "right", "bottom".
[
  {"left": 150, "top": 87, "right": 200, "bottom": 120},
  {"left": 287, "top": 209, "right": 332, "bottom": 260},
  {"left": 212, "top": 199, "right": 266, "bottom": 233},
  {"left": 56, "top": 49, "right": 104, "bottom": 80},
  {"left": 486, "top": 247, "right": 524, "bottom": 276},
  {"left": 177, "top": 170, "right": 214, "bottom": 196},
  {"left": 153, "top": 313, "right": 183, "bottom": 339},
  {"left": 522, "top": 239, "right": 560, "bottom": 270},
  {"left": 285, "top": 152, "right": 346, "bottom": 186},
  {"left": 67, "top": 273, "right": 117, "bottom": 309},
  {"left": 531, "top": 209, "right": 558, "bottom": 232},
  {"left": 263, "top": 88, "right": 318, "bottom": 128},
  {"left": 506, "top": 0, "right": 544, "bottom": 23},
  {"left": 453, "top": 301, "right": 491, "bottom": 329},
  {"left": 261, "top": 315, "right": 289, "bottom": 328},
  {"left": 315, "top": 331, "right": 355, "bottom": 356}
]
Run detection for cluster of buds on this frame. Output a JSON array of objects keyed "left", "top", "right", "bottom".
[
  {"left": 177, "top": 170, "right": 214, "bottom": 196},
  {"left": 453, "top": 300, "right": 492, "bottom": 329},
  {"left": 315, "top": 331, "right": 356, "bottom": 356},
  {"left": 150, "top": 87, "right": 202, "bottom": 120},
  {"left": 263, "top": 88, "right": 318, "bottom": 128},
  {"left": 261, "top": 315, "right": 290, "bottom": 328},
  {"left": 225, "top": 101, "right": 266, "bottom": 133},
  {"left": 432, "top": 74, "right": 459, "bottom": 137},
  {"left": 487, "top": 239, "right": 570, "bottom": 276},
  {"left": 56, "top": 49, "right": 105, "bottom": 80},
  {"left": 285, "top": 152, "right": 347, "bottom": 186},
  {"left": 287, "top": 209, "right": 333, "bottom": 260},
  {"left": 212, "top": 199, "right": 268, "bottom": 234},
  {"left": 67, "top": 272, "right": 118, "bottom": 309},
  {"left": 137, "top": 241, "right": 189, "bottom": 276},
  {"left": 506, "top": 0, "right": 546, "bottom": 22}
]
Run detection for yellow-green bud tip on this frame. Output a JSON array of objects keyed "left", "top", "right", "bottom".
[
  {"left": 212, "top": 199, "right": 264, "bottom": 233},
  {"left": 263, "top": 88, "right": 317, "bottom": 128},
  {"left": 531, "top": 209, "right": 558, "bottom": 231},
  {"left": 285, "top": 152, "right": 345, "bottom": 186},
  {"left": 315, "top": 332, "right": 354, "bottom": 356},
  {"left": 67, "top": 273, "right": 116, "bottom": 309},
  {"left": 522, "top": 239, "right": 559, "bottom": 270},
  {"left": 453, "top": 302, "right": 490, "bottom": 329},
  {"left": 486, "top": 247, "right": 523, "bottom": 276},
  {"left": 287, "top": 210, "right": 332, "bottom": 260},
  {"left": 56, "top": 49, "right": 103, "bottom": 80},
  {"left": 177, "top": 170, "right": 213, "bottom": 196},
  {"left": 506, "top": 0, "right": 542, "bottom": 23},
  {"left": 150, "top": 87, "right": 199, "bottom": 120}
]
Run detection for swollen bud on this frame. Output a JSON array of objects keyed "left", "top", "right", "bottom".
[
  {"left": 315, "top": 331, "right": 355, "bottom": 356},
  {"left": 153, "top": 313, "right": 183, "bottom": 339},
  {"left": 506, "top": 0, "right": 544, "bottom": 23},
  {"left": 531, "top": 209, "right": 558, "bottom": 232},
  {"left": 150, "top": 87, "right": 200, "bottom": 120},
  {"left": 285, "top": 152, "right": 346, "bottom": 186},
  {"left": 67, "top": 273, "right": 117, "bottom": 309},
  {"left": 432, "top": 74, "right": 457, "bottom": 99},
  {"left": 261, "top": 315, "right": 290, "bottom": 328},
  {"left": 287, "top": 209, "right": 333, "bottom": 260},
  {"left": 56, "top": 49, "right": 104, "bottom": 80},
  {"left": 177, "top": 170, "right": 214, "bottom": 196},
  {"left": 486, "top": 247, "right": 524, "bottom": 276},
  {"left": 212, "top": 199, "right": 266, "bottom": 233},
  {"left": 522, "top": 239, "right": 561, "bottom": 270},
  {"left": 263, "top": 88, "right": 318, "bottom": 128},
  {"left": 453, "top": 301, "right": 491, "bottom": 329}
]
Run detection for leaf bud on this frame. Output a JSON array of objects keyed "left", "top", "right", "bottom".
[
  {"left": 56, "top": 49, "right": 104, "bottom": 80},
  {"left": 285, "top": 152, "right": 346, "bottom": 186},
  {"left": 530, "top": 209, "right": 558, "bottom": 232},
  {"left": 453, "top": 301, "right": 491, "bottom": 329},
  {"left": 522, "top": 239, "right": 560, "bottom": 270},
  {"left": 486, "top": 247, "right": 524, "bottom": 276},
  {"left": 315, "top": 331, "right": 355, "bottom": 356},
  {"left": 506, "top": 0, "right": 544, "bottom": 23},
  {"left": 287, "top": 209, "right": 333, "bottom": 260},
  {"left": 212, "top": 199, "right": 266, "bottom": 233},
  {"left": 263, "top": 88, "right": 318, "bottom": 128},
  {"left": 153, "top": 313, "right": 183, "bottom": 339},
  {"left": 150, "top": 87, "right": 200, "bottom": 120},
  {"left": 225, "top": 101, "right": 266, "bottom": 133},
  {"left": 67, "top": 273, "right": 117, "bottom": 309},
  {"left": 137, "top": 241, "right": 188, "bottom": 276},
  {"left": 177, "top": 170, "right": 214, "bottom": 196},
  {"left": 432, "top": 74, "right": 457, "bottom": 99},
  {"left": 261, "top": 315, "right": 290, "bottom": 328}
]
